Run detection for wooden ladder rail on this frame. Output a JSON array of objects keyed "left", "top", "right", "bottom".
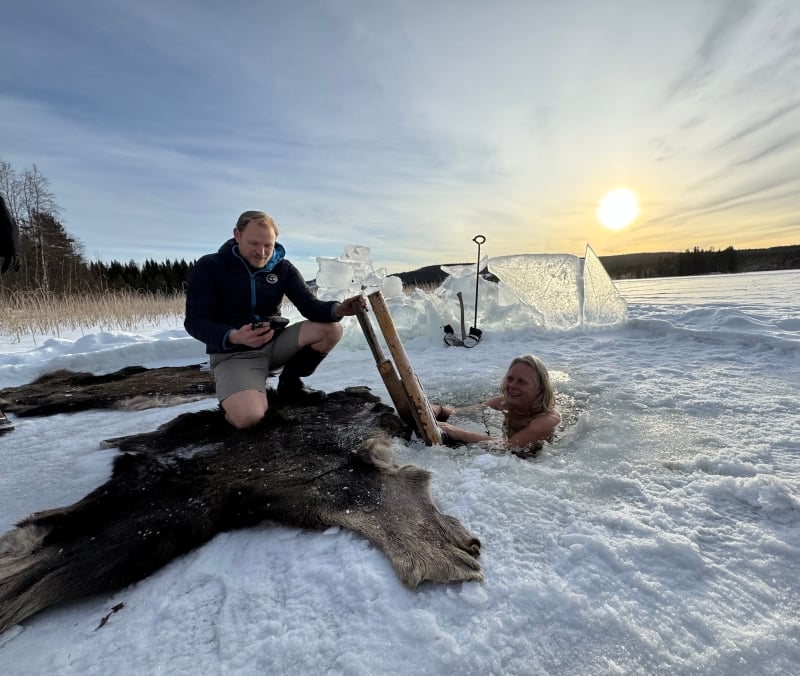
[
  {"left": 365, "top": 291, "right": 441, "bottom": 446},
  {"left": 351, "top": 300, "right": 414, "bottom": 427}
]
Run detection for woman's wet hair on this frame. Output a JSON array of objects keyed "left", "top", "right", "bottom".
[{"left": 500, "top": 355, "right": 556, "bottom": 414}]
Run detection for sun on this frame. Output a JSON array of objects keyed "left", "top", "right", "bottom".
[{"left": 597, "top": 188, "right": 639, "bottom": 231}]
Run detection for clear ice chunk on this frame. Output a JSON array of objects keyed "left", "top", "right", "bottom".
[
  {"left": 308, "top": 242, "right": 627, "bottom": 345},
  {"left": 582, "top": 244, "right": 628, "bottom": 325},
  {"left": 488, "top": 254, "right": 582, "bottom": 330}
]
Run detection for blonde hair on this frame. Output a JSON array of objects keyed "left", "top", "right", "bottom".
[
  {"left": 235, "top": 210, "right": 280, "bottom": 236},
  {"left": 500, "top": 355, "right": 556, "bottom": 414}
]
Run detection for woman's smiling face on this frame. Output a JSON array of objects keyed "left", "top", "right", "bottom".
[{"left": 503, "top": 362, "right": 540, "bottom": 409}]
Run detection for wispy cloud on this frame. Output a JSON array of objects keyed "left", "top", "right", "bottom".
[
  {"left": 1, "top": 0, "right": 799, "bottom": 276},
  {"left": 664, "top": 0, "right": 755, "bottom": 101}
]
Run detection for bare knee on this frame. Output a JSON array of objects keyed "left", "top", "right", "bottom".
[
  {"left": 320, "top": 322, "right": 343, "bottom": 349},
  {"left": 300, "top": 321, "right": 343, "bottom": 352},
  {"left": 222, "top": 390, "right": 268, "bottom": 429},
  {"left": 225, "top": 409, "right": 265, "bottom": 429}
]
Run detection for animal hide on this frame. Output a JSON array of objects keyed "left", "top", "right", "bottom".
[
  {"left": 0, "top": 387, "right": 482, "bottom": 634},
  {"left": 0, "top": 364, "right": 216, "bottom": 416}
]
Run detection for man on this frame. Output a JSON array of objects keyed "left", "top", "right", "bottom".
[
  {"left": 1, "top": 193, "right": 21, "bottom": 434},
  {"left": 0, "top": 194, "right": 20, "bottom": 275},
  {"left": 185, "top": 210, "right": 366, "bottom": 429}
]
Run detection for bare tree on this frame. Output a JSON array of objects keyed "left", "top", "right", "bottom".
[
  {"left": 20, "top": 165, "right": 59, "bottom": 290},
  {"left": 0, "top": 160, "right": 20, "bottom": 216},
  {"left": 1, "top": 159, "right": 67, "bottom": 291}
]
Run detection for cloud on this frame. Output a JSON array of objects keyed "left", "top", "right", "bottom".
[
  {"left": 1, "top": 0, "right": 799, "bottom": 272},
  {"left": 664, "top": 0, "right": 755, "bottom": 100},
  {"left": 713, "top": 101, "right": 800, "bottom": 152}
]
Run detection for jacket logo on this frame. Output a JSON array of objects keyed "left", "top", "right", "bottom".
[{"left": 265, "top": 274, "right": 278, "bottom": 284}]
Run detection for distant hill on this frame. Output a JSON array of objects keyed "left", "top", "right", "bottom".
[
  {"left": 392, "top": 244, "right": 800, "bottom": 284},
  {"left": 392, "top": 263, "right": 469, "bottom": 288},
  {"left": 598, "top": 244, "right": 800, "bottom": 279}
]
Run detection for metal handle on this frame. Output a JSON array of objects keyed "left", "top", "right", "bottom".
[{"left": 472, "top": 235, "right": 485, "bottom": 328}]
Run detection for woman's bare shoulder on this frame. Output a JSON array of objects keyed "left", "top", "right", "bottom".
[
  {"left": 541, "top": 409, "right": 561, "bottom": 425},
  {"left": 482, "top": 395, "right": 505, "bottom": 409}
]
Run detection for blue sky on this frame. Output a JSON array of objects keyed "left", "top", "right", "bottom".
[{"left": 2, "top": 0, "right": 798, "bottom": 277}]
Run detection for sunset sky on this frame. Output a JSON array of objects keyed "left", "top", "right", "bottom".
[{"left": 2, "top": 0, "right": 798, "bottom": 277}]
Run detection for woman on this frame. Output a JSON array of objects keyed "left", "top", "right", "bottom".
[{"left": 433, "top": 355, "right": 560, "bottom": 452}]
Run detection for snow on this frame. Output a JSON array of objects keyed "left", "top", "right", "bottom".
[{"left": 1, "top": 266, "right": 799, "bottom": 675}]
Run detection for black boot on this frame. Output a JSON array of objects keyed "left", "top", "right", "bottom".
[
  {"left": 277, "top": 346, "right": 328, "bottom": 405},
  {"left": 0, "top": 409, "right": 14, "bottom": 434}
]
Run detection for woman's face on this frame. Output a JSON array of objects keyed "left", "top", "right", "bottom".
[{"left": 503, "top": 362, "right": 540, "bottom": 409}]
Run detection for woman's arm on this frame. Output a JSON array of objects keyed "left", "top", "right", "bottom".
[
  {"left": 438, "top": 410, "right": 561, "bottom": 448},
  {"left": 505, "top": 411, "right": 561, "bottom": 448},
  {"left": 435, "top": 398, "right": 502, "bottom": 443},
  {"left": 438, "top": 421, "right": 492, "bottom": 444}
]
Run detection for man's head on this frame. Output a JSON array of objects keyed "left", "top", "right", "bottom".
[{"left": 233, "top": 211, "right": 280, "bottom": 269}]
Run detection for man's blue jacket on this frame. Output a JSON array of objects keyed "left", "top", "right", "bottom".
[{"left": 184, "top": 238, "right": 339, "bottom": 354}]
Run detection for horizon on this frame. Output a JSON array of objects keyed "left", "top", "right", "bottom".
[
  {"left": 79, "top": 241, "right": 800, "bottom": 279},
  {"left": 2, "top": 1, "right": 799, "bottom": 279}
]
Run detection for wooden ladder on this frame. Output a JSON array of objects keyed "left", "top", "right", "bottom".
[{"left": 352, "top": 291, "right": 441, "bottom": 446}]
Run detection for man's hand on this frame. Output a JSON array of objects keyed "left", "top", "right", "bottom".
[
  {"left": 333, "top": 294, "right": 368, "bottom": 318},
  {"left": 1, "top": 254, "right": 20, "bottom": 274},
  {"left": 229, "top": 322, "right": 275, "bottom": 348}
]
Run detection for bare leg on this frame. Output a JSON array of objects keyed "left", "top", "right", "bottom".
[
  {"left": 221, "top": 389, "right": 267, "bottom": 429},
  {"left": 223, "top": 321, "right": 345, "bottom": 424},
  {"left": 297, "top": 321, "right": 343, "bottom": 352}
]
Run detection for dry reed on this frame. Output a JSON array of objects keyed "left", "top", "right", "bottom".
[
  {"left": 0, "top": 289, "right": 186, "bottom": 344},
  {"left": 1, "top": 281, "right": 436, "bottom": 345}
]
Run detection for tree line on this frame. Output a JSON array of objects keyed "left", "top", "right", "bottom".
[
  {"left": 1, "top": 159, "right": 193, "bottom": 295},
  {"left": 600, "top": 245, "right": 740, "bottom": 279},
  {"left": 2, "top": 158, "right": 798, "bottom": 295},
  {"left": 598, "top": 244, "right": 800, "bottom": 279}
]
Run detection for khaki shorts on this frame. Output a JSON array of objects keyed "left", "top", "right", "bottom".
[{"left": 209, "top": 321, "right": 304, "bottom": 402}]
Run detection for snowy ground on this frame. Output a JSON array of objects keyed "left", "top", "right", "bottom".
[{"left": 1, "top": 269, "right": 799, "bottom": 675}]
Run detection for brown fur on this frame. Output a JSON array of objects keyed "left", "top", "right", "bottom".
[
  {"left": 0, "top": 386, "right": 482, "bottom": 633},
  {"left": 0, "top": 364, "right": 215, "bottom": 417}
]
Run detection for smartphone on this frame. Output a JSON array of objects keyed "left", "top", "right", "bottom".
[
  {"left": 268, "top": 316, "right": 289, "bottom": 331},
  {"left": 251, "top": 316, "right": 289, "bottom": 331}
]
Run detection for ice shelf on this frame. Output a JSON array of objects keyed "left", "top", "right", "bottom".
[{"left": 305, "top": 243, "right": 627, "bottom": 346}]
